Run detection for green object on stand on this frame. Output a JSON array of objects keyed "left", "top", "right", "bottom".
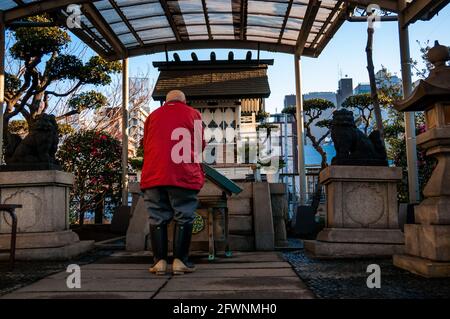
[
  {"left": 201, "top": 163, "right": 241, "bottom": 261},
  {"left": 201, "top": 163, "right": 243, "bottom": 195}
]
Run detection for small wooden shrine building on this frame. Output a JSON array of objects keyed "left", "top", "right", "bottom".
[{"left": 152, "top": 52, "right": 274, "bottom": 179}]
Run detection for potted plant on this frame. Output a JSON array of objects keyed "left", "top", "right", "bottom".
[
  {"left": 259, "top": 157, "right": 286, "bottom": 183},
  {"left": 129, "top": 157, "right": 143, "bottom": 181}
]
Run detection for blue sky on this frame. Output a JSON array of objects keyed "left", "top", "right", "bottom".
[{"left": 82, "top": 5, "right": 450, "bottom": 114}]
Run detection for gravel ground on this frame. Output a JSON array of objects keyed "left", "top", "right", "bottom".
[{"left": 283, "top": 250, "right": 450, "bottom": 299}]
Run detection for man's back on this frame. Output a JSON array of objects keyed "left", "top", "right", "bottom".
[{"left": 140, "top": 100, "right": 204, "bottom": 190}]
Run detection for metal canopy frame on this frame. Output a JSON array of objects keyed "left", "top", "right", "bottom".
[
  {"left": 1, "top": 1, "right": 447, "bottom": 60},
  {"left": 0, "top": 0, "right": 448, "bottom": 205}
]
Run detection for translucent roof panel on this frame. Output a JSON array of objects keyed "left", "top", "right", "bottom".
[
  {"left": 118, "top": 2, "right": 165, "bottom": 19},
  {"left": 138, "top": 28, "right": 175, "bottom": 40},
  {"left": 206, "top": 0, "right": 233, "bottom": 12},
  {"left": 1, "top": 0, "right": 359, "bottom": 59},
  {"left": 290, "top": 3, "right": 308, "bottom": 19},
  {"left": 248, "top": 1, "right": 289, "bottom": 16},
  {"left": 247, "top": 15, "right": 285, "bottom": 28},
  {"left": 129, "top": 16, "right": 171, "bottom": 31},
  {"left": 0, "top": 0, "right": 17, "bottom": 10},
  {"left": 110, "top": 22, "right": 131, "bottom": 35},
  {"left": 208, "top": 13, "right": 233, "bottom": 24},
  {"left": 177, "top": 0, "right": 204, "bottom": 13}
]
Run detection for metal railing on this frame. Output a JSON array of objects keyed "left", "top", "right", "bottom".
[{"left": 0, "top": 204, "right": 21, "bottom": 269}]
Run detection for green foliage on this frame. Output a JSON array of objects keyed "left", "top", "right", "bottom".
[
  {"left": 282, "top": 98, "right": 334, "bottom": 117},
  {"left": 5, "top": 73, "right": 21, "bottom": 95},
  {"left": 57, "top": 123, "right": 75, "bottom": 137},
  {"left": 240, "top": 110, "right": 271, "bottom": 123},
  {"left": 342, "top": 94, "right": 374, "bottom": 134},
  {"left": 304, "top": 98, "right": 334, "bottom": 112},
  {"left": 130, "top": 138, "right": 144, "bottom": 171},
  {"left": 57, "top": 130, "right": 122, "bottom": 224},
  {"left": 283, "top": 99, "right": 335, "bottom": 168},
  {"left": 82, "top": 56, "right": 122, "bottom": 86},
  {"left": 4, "top": 15, "right": 121, "bottom": 129},
  {"left": 10, "top": 15, "right": 70, "bottom": 60},
  {"left": 8, "top": 120, "right": 74, "bottom": 138},
  {"left": 46, "top": 54, "right": 83, "bottom": 81},
  {"left": 412, "top": 41, "right": 433, "bottom": 79},
  {"left": 256, "top": 122, "right": 278, "bottom": 130},
  {"left": 281, "top": 105, "right": 295, "bottom": 116},
  {"left": 255, "top": 111, "right": 270, "bottom": 122},
  {"left": 342, "top": 93, "right": 373, "bottom": 109},
  {"left": 129, "top": 157, "right": 143, "bottom": 171},
  {"left": 316, "top": 119, "right": 332, "bottom": 128},
  {"left": 68, "top": 91, "right": 108, "bottom": 112},
  {"left": 377, "top": 68, "right": 436, "bottom": 202},
  {"left": 8, "top": 120, "right": 28, "bottom": 135},
  {"left": 384, "top": 110, "right": 436, "bottom": 202}
]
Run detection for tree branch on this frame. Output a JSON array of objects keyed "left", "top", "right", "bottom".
[{"left": 45, "top": 81, "right": 83, "bottom": 97}]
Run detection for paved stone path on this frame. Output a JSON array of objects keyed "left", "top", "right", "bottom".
[{"left": 1, "top": 252, "right": 315, "bottom": 299}]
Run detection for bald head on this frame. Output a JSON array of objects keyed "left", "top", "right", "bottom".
[{"left": 166, "top": 90, "right": 186, "bottom": 103}]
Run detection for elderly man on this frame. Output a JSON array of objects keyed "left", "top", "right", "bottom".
[{"left": 141, "top": 90, "right": 205, "bottom": 275}]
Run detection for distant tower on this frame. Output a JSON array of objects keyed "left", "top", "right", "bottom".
[{"left": 336, "top": 77, "right": 353, "bottom": 108}]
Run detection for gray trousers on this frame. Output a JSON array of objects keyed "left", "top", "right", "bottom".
[{"left": 143, "top": 186, "right": 199, "bottom": 226}]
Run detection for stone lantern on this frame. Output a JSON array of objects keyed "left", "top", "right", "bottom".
[{"left": 393, "top": 41, "right": 450, "bottom": 277}]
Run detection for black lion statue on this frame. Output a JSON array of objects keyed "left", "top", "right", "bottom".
[
  {"left": 4, "top": 113, "right": 60, "bottom": 170},
  {"left": 330, "top": 109, "right": 388, "bottom": 166}
]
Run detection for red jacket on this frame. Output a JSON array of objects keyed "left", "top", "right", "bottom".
[{"left": 140, "top": 101, "right": 205, "bottom": 191}]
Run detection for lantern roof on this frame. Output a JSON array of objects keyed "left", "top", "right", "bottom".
[{"left": 395, "top": 41, "right": 450, "bottom": 112}]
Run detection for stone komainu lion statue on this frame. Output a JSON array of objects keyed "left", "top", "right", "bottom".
[
  {"left": 5, "top": 113, "right": 59, "bottom": 166},
  {"left": 330, "top": 109, "right": 388, "bottom": 166}
]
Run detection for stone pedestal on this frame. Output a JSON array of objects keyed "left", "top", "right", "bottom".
[
  {"left": 304, "top": 166, "right": 404, "bottom": 258},
  {"left": 393, "top": 128, "right": 450, "bottom": 277},
  {"left": 0, "top": 170, "right": 94, "bottom": 260},
  {"left": 270, "top": 183, "right": 288, "bottom": 248},
  {"left": 393, "top": 42, "right": 450, "bottom": 277}
]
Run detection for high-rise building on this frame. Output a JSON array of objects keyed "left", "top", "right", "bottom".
[
  {"left": 376, "top": 69, "right": 402, "bottom": 88},
  {"left": 303, "top": 91, "right": 337, "bottom": 104},
  {"left": 336, "top": 77, "right": 353, "bottom": 107},
  {"left": 129, "top": 105, "right": 150, "bottom": 151},
  {"left": 354, "top": 83, "right": 371, "bottom": 95},
  {"left": 284, "top": 94, "right": 296, "bottom": 108},
  {"left": 267, "top": 113, "right": 298, "bottom": 217}
]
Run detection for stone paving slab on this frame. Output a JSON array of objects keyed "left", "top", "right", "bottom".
[
  {"left": 154, "top": 289, "right": 315, "bottom": 299},
  {"left": 47, "top": 267, "right": 296, "bottom": 280},
  {"left": 81, "top": 261, "right": 291, "bottom": 270},
  {"left": 163, "top": 276, "right": 308, "bottom": 292},
  {"left": 14, "top": 278, "right": 167, "bottom": 293},
  {"left": 107, "top": 251, "right": 284, "bottom": 263},
  {"left": 1, "top": 251, "right": 314, "bottom": 299},
  {"left": 2, "top": 292, "right": 156, "bottom": 299},
  {"left": 47, "top": 269, "right": 170, "bottom": 280},
  {"left": 177, "top": 268, "right": 298, "bottom": 278}
]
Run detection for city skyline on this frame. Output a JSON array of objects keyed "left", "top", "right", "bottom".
[{"left": 122, "top": 5, "right": 450, "bottom": 114}]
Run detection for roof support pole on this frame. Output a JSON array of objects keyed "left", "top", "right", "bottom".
[
  {"left": 398, "top": 0, "right": 420, "bottom": 203},
  {"left": 121, "top": 58, "right": 129, "bottom": 206},
  {"left": 294, "top": 53, "right": 306, "bottom": 205},
  {"left": 0, "top": 12, "right": 5, "bottom": 165}
]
